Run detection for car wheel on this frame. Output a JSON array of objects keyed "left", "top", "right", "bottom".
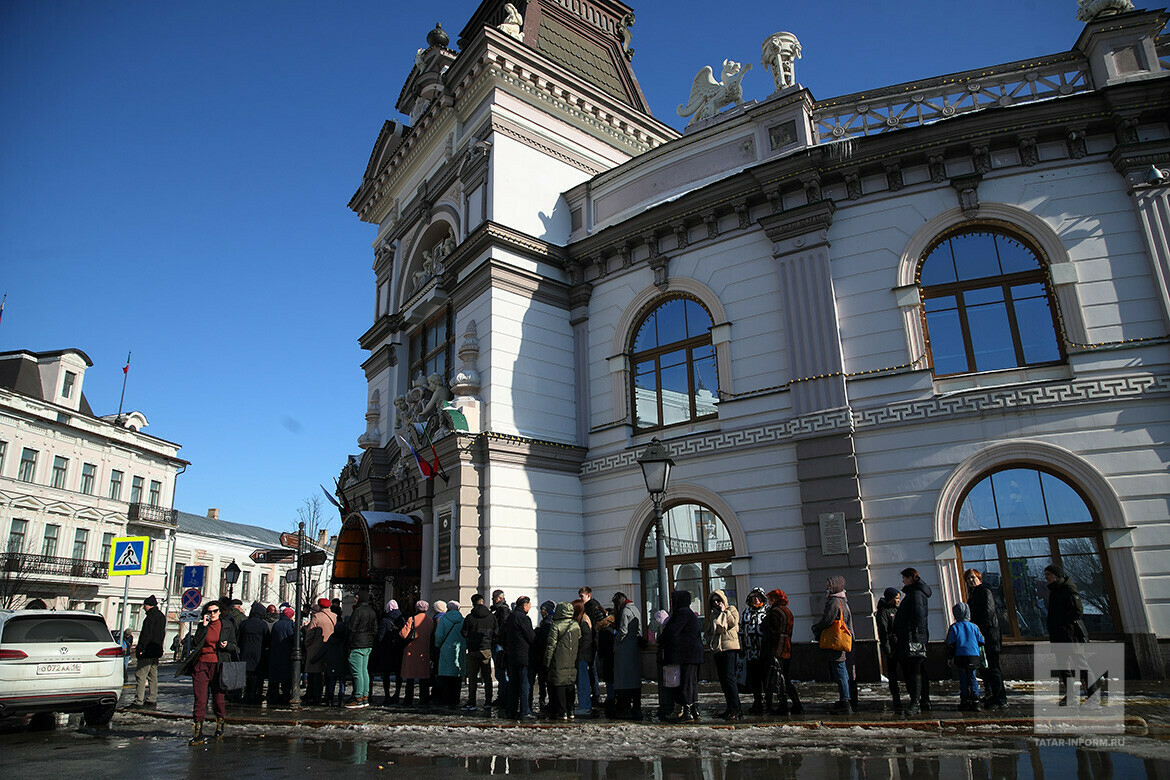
[{"left": 83, "top": 703, "right": 115, "bottom": 728}]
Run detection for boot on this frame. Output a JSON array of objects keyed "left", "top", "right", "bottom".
[
  {"left": 214, "top": 717, "right": 225, "bottom": 741},
  {"left": 787, "top": 683, "right": 804, "bottom": 715},
  {"left": 664, "top": 703, "right": 686, "bottom": 723},
  {"left": 689, "top": 704, "right": 700, "bottom": 722},
  {"left": 188, "top": 721, "right": 205, "bottom": 746}
]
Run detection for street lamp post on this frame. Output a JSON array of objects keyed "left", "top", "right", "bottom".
[
  {"left": 637, "top": 438, "right": 674, "bottom": 613},
  {"left": 223, "top": 560, "right": 241, "bottom": 600}
]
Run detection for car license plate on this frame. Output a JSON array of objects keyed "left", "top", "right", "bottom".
[{"left": 36, "top": 663, "right": 82, "bottom": 675}]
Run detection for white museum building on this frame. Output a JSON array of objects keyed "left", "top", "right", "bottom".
[
  {"left": 0, "top": 348, "right": 187, "bottom": 631},
  {"left": 332, "top": 0, "right": 1170, "bottom": 679}
]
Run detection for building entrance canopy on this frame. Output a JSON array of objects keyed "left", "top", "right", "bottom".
[{"left": 331, "top": 511, "right": 422, "bottom": 586}]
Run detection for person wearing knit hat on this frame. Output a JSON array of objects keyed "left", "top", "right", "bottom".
[
  {"left": 875, "top": 586, "right": 902, "bottom": 710},
  {"left": 738, "top": 587, "right": 768, "bottom": 714},
  {"left": 1044, "top": 562, "right": 1086, "bottom": 644},
  {"left": 129, "top": 593, "right": 166, "bottom": 710},
  {"left": 318, "top": 598, "right": 332, "bottom": 609},
  {"left": 812, "top": 575, "right": 854, "bottom": 713},
  {"left": 379, "top": 599, "right": 406, "bottom": 706},
  {"left": 433, "top": 599, "right": 466, "bottom": 708},
  {"left": 282, "top": 607, "right": 294, "bottom": 618},
  {"left": 762, "top": 588, "right": 802, "bottom": 716},
  {"left": 433, "top": 600, "right": 448, "bottom": 615}
]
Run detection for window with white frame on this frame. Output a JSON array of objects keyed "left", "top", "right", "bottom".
[
  {"left": 8, "top": 519, "right": 28, "bottom": 553},
  {"left": 101, "top": 532, "right": 114, "bottom": 563},
  {"left": 42, "top": 524, "right": 60, "bottom": 557},
  {"left": 72, "top": 528, "right": 89, "bottom": 560},
  {"left": 18, "top": 448, "right": 38, "bottom": 483},
  {"left": 80, "top": 463, "right": 96, "bottom": 495},
  {"left": 919, "top": 228, "right": 1063, "bottom": 376},
  {"left": 62, "top": 371, "right": 76, "bottom": 399},
  {"left": 108, "top": 470, "right": 123, "bottom": 500},
  {"left": 130, "top": 476, "right": 144, "bottom": 504},
  {"left": 630, "top": 296, "right": 719, "bottom": 431},
  {"left": 51, "top": 456, "right": 69, "bottom": 489},
  {"left": 148, "top": 480, "right": 161, "bottom": 506}
]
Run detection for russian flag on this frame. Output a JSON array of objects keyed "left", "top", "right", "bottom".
[{"left": 399, "top": 436, "right": 435, "bottom": 479}]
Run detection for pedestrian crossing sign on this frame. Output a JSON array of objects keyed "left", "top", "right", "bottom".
[{"left": 109, "top": 536, "right": 149, "bottom": 576}]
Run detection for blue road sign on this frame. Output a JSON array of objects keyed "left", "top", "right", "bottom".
[
  {"left": 181, "top": 588, "right": 202, "bottom": 610},
  {"left": 109, "top": 537, "right": 149, "bottom": 576},
  {"left": 181, "top": 565, "right": 205, "bottom": 589}
]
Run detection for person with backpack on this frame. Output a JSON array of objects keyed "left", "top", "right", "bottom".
[{"left": 811, "top": 575, "right": 853, "bottom": 714}]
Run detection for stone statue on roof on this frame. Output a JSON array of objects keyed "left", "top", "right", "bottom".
[
  {"left": 762, "top": 32, "right": 801, "bottom": 92},
  {"left": 1077, "top": 0, "right": 1135, "bottom": 22},
  {"left": 677, "top": 59, "right": 752, "bottom": 127},
  {"left": 499, "top": 3, "right": 524, "bottom": 41}
]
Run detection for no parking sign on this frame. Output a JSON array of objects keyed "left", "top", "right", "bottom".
[{"left": 182, "top": 588, "right": 202, "bottom": 611}]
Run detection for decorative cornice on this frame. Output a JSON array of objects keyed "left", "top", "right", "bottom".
[
  {"left": 452, "top": 258, "right": 571, "bottom": 313},
  {"left": 478, "top": 431, "right": 588, "bottom": 474},
  {"left": 580, "top": 372, "right": 1170, "bottom": 476}
]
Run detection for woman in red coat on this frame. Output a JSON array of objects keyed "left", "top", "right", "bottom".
[{"left": 398, "top": 600, "right": 434, "bottom": 705}]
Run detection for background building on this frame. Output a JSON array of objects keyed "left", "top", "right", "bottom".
[
  {"left": 0, "top": 348, "right": 187, "bottom": 631},
  {"left": 170, "top": 508, "right": 337, "bottom": 637},
  {"left": 335, "top": 0, "right": 1170, "bottom": 679}
]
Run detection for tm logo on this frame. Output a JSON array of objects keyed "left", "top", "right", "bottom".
[{"left": 1034, "top": 642, "right": 1125, "bottom": 734}]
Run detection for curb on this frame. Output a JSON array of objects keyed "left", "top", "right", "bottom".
[{"left": 121, "top": 708, "right": 1149, "bottom": 736}]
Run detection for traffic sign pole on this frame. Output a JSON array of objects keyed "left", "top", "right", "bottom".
[{"left": 290, "top": 520, "right": 305, "bottom": 709}]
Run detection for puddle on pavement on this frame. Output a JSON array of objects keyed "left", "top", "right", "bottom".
[{"left": 262, "top": 736, "right": 1167, "bottom": 779}]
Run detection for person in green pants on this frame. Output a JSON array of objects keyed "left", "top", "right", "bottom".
[{"left": 345, "top": 591, "right": 379, "bottom": 708}]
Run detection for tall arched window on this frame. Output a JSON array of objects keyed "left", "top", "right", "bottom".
[
  {"left": 631, "top": 296, "right": 718, "bottom": 431},
  {"left": 954, "top": 465, "right": 1119, "bottom": 640},
  {"left": 638, "top": 503, "right": 735, "bottom": 622},
  {"left": 919, "top": 228, "right": 1063, "bottom": 376}
]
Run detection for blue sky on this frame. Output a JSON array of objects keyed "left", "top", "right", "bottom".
[{"left": 1, "top": 0, "right": 1081, "bottom": 533}]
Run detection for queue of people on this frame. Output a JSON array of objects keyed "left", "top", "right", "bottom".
[{"left": 170, "top": 561, "right": 1088, "bottom": 738}]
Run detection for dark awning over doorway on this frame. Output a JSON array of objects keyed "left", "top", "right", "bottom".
[{"left": 331, "top": 511, "right": 422, "bottom": 586}]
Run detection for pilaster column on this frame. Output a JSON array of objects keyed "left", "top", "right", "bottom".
[{"left": 1111, "top": 139, "right": 1170, "bottom": 330}]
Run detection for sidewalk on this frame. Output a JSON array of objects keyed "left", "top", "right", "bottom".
[{"left": 123, "top": 662, "right": 1170, "bottom": 735}]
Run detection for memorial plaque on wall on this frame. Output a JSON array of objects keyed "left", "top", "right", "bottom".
[
  {"left": 819, "top": 512, "right": 848, "bottom": 556},
  {"left": 436, "top": 512, "right": 452, "bottom": 577}
]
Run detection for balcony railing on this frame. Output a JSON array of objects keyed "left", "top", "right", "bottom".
[
  {"left": 1, "top": 552, "right": 109, "bottom": 580},
  {"left": 128, "top": 503, "right": 178, "bottom": 529},
  {"left": 810, "top": 51, "right": 1092, "bottom": 143}
]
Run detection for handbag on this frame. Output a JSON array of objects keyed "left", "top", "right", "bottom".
[
  {"left": 978, "top": 645, "right": 988, "bottom": 669},
  {"left": 662, "top": 663, "right": 681, "bottom": 687},
  {"left": 819, "top": 617, "right": 853, "bottom": 653},
  {"left": 904, "top": 630, "right": 927, "bottom": 660},
  {"left": 219, "top": 659, "right": 247, "bottom": 691}
]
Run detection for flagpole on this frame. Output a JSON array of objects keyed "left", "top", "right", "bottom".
[{"left": 116, "top": 351, "right": 131, "bottom": 423}]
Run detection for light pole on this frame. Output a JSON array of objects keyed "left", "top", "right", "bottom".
[
  {"left": 637, "top": 438, "right": 674, "bottom": 612},
  {"left": 224, "top": 560, "right": 241, "bottom": 600}
]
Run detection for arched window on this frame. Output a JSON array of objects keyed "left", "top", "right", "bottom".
[
  {"left": 919, "top": 228, "right": 1063, "bottom": 376},
  {"left": 954, "top": 465, "right": 1119, "bottom": 640},
  {"left": 631, "top": 296, "right": 718, "bottom": 431},
  {"left": 638, "top": 503, "right": 735, "bottom": 621}
]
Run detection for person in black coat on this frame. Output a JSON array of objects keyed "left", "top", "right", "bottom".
[
  {"left": 503, "top": 597, "right": 536, "bottom": 719},
  {"left": 579, "top": 587, "right": 607, "bottom": 706},
  {"left": 659, "top": 590, "right": 704, "bottom": 723},
  {"left": 1044, "top": 563, "right": 1087, "bottom": 643},
  {"left": 238, "top": 602, "right": 270, "bottom": 705},
  {"left": 178, "top": 601, "right": 239, "bottom": 745},
  {"left": 378, "top": 599, "right": 406, "bottom": 706},
  {"left": 267, "top": 607, "right": 296, "bottom": 706},
  {"left": 892, "top": 568, "right": 932, "bottom": 716},
  {"left": 462, "top": 593, "right": 497, "bottom": 711},
  {"left": 875, "top": 587, "right": 901, "bottom": 709},
  {"left": 490, "top": 590, "right": 510, "bottom": 708},
  {"left": 131, "top": 594, "right": 166, "bottom": 708},
  {"left": 965, "top": 569, "right": 1007, "bottom": 708},
  {"left": 532, "top": 601, "right": 555, "bottom": 714}
]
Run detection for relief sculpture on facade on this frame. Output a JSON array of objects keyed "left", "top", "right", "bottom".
[{"left": 411, "top": 228, "right": 457, "bottom": 292}]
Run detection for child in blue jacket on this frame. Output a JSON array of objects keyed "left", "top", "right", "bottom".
[{"left": 945, "top": 602, "right": 985, "bottom": 712}]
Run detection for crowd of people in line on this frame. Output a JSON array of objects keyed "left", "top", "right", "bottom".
[{"left": 146, "top": 561, "right": 1086, "bottom": 744}]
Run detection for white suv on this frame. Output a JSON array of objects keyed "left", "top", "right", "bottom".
[{"left": 0, "top": 609, "right": 125, "bottom": 726}]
